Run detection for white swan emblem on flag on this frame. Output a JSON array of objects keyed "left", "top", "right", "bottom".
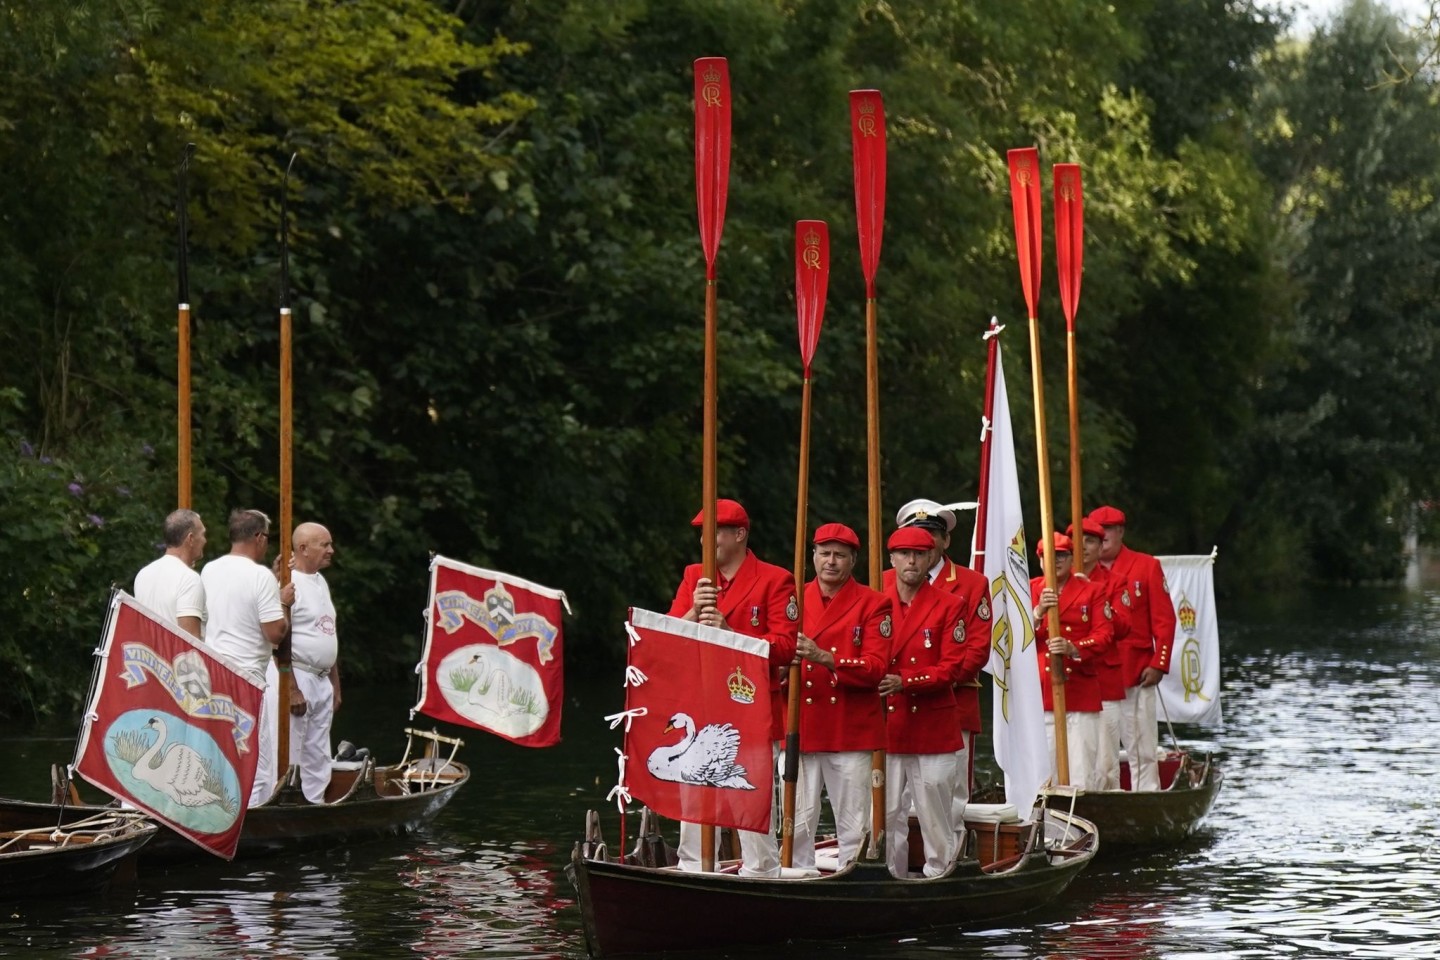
[{"left": 646, "top": 712, "right": 755, "bottom": 789}]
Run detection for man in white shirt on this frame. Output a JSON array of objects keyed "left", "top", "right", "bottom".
[
  {"left": 201, "top": 508, "right": 295, "bottom": 807},
  {"left": 133, "top": 509, "right": 207, "bottom": 638},
  {"left": 288, "top": 521, "right": 341, "bottom": 804}
]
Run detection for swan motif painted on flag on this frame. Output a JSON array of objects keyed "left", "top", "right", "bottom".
[
  {"left": 72, "top": 592, "right": 263, "bottom": 859},
  {"left": 414, "top": 556, "right": 569, "bottom": 748},
  {"left": 621, "top": 608, "right": 773, "bottom": 833}
]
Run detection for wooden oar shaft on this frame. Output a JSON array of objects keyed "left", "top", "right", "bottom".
[
  {"left": 780, "top": 375, "right": 814, "bottom": 868},
  {"left": 1067, "top": 331, "right": 1083, "bottom": 539},
  {"left": 864, "top": 298, "right": 882, "bottom": 586},
  {"left": 700, "top": 278, "right": 719, "bottom": 873},
  {"left": 177, "top": 304, "right": 192, "bottom": 510},
  {"left": 1025, "top": 314, "right": 1069, "bottom": 785},
  {"left": 276, "top": 306, "right": 294, "bottom": 774}
]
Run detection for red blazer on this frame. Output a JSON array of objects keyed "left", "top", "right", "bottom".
[
  {"left": 884, "top": 556, "right": 991, "bottom": 732},
  {"left": 881, "top": 579, "right": 966, "bottom": 754},
  {"left": 1085, "top": 563, "right": 1130, "bottom": 702},
  {"left": 796, "top": 577, "right": 890, "bottom": 752},
  {"left": 1103, "top": 546, "right": 1176, "bottom": 685},
  {"left": 669, "top": 549, "right": 799, "bottom": 740},
  {"left": 1030, "top": 573, "right": 1114, "bottom": 713}
]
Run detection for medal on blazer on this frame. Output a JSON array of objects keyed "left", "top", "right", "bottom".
[
  {"left": 750, "top": 605, "right": 760, "bottom": 627},
  {"left": 953, "top": 620, "right": 964, "bottom": 642},
  {"left": 1122, "top": 588, "right": 1132, "bottom": 608},
  {"left": 923, "top": 628, "right": 932, "bottom": 649},
  {"left": 786, "top": 594, "right": 799, "bottom": 621},
  {"left": 1134, "top": 579, "right": 1142, "bottom": 598},
  {"left": 852, "top": 625, "right": 863, "bottom": 647},
  {"left": 1081, "top": 603, "right": 1089, "bottom": 623},
  {"left": 977, "top": 596, "right": 991, "bottom": 621},
  {"left": 879, "top": 614, "right": 892, "bottom": 638}
]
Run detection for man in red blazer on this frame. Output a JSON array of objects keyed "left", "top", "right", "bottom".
[
  {"left": 668, "top": 498, "right": 799, "bottom": 876},
  {"left": 1070, "top": 517, "right": 1131, "bottom": 789},
  {"left": 880, "top": 526, "right": 968, "bottom": 879},
  {"left": 891, "top": 498, "right": 992, "bottom": 825},
  {"left": 1088, "top": 505, "right": 1176, "bottom": 791},
  {"left": 790, "top": 523, "right": 890, "bottom": 870},
  {"left": 1031, "top": 532, "right": 1115, "bottom": 791}
]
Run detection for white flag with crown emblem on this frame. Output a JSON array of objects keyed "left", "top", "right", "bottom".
[
  {"left": 1155, "top": 551, "right": 1222, "bottom": 727},
  {"left": 973, "top": 333, "right": 1049, "bottom": 819}
]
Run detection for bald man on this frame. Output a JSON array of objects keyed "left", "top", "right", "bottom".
[{"left": 288, "top": 522, "right": 341, "bottom": 804}]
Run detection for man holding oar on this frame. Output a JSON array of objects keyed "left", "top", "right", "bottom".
[
  {"left": 668, "top": 498, "right": 798, "bottom": 877},
  {"left": 1031, "top": 532, "right": 1114, "bottom": 790},
  {"left": 879, "top": 526, "right": 968, "bottom": 878},
  {"left": 1070, "top": 516, "right": 1131, "bottom": 789},
  {"left": 1088, "top": 505, "right": 1175, "bottom": 791},
  {"left": 790, "top": 522, "right": 890, "bottom": 871}
]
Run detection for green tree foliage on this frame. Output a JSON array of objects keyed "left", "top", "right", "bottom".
[{"left": 3, "top": 0, "right": 1433, "bottom": 721}]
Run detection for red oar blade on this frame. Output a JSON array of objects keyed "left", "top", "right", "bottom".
[
  {"left": 795, "top": 220, "right": 830, "bottom": 373},
  {"left": 1006, "top": 147, "right": 1043, "bottom": 319},
  {"left": 1053, "top": 163, "right": 1084, "bottom": 330},
  {"left": 694, "top": 57, "right": 732, "bottom": 279},
  {"left": 850, "top": 90, "right": 886, "bottom": 296}
]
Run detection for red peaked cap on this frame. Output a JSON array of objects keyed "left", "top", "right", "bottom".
[
  {"left": 1036, "top": 532, "right": 1074, "bottom": 557},
  {"left": 1066, "top": 518, "right": 1105, "bottom": 539},
  {"left": 1087, "top": 505, "right": 1126, "bottom": 527},
  {"left": 690, "top": 498, "right": 750, "bottom": 529},
  {"left": 887, "top": 527, "right": 935, "bottom": 552},
  {"left": 813, "top": 522, "right": 860, "bottom": 549}
]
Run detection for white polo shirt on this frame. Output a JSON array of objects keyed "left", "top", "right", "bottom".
[
  {"left": 200, "top": 553, "right": 284, "bottom": 679},
  {"left": 134, "top": 553, "right": 206, "bottom": 631},
  {"left": 290, "top": 569, "right": 338, "bottom": 673}
]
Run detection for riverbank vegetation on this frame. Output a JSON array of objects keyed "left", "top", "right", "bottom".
[{"left": 3, "top": 0, "right": 1437, "bottom": 719}]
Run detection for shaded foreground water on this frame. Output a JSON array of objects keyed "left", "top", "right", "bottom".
[{"left": 4, "top": 580, "right": 1440, "bottom": 959}]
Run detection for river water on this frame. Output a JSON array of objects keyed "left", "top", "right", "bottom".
[{"left": 4, "top": 577, "right": 1440, "bottom": 959}]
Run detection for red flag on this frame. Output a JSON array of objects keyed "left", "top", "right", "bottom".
[
  {"left": 73, "top": 593, "right": 263, "bottom": 859},
  {"left": 622, "top": 608, "right": 773, "bottom": 833},
  {"left": 413, "top": 556, "right": 569, "bottom": 748}
]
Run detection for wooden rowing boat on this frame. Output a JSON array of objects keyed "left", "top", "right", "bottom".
[
  {"left": 0, "top": 810, "right": 157, "bottom": 898},
  {"left": 566, "top": 804, "right": 1099, "bottom": 956},
  {"left": 0, "top": 728, "right": 467, "bottom": 862},
  {"left": 1044, "top": 750, "right": 1222, "bottom": 853}
]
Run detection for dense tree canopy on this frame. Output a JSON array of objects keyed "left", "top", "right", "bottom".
[{"left": 2, "top": 0, "right": 1437, "bottom": 720}]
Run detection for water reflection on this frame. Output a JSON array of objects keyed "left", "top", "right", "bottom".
[{"left": 4, "top": 582, "right": 1440, "bottom": 958}]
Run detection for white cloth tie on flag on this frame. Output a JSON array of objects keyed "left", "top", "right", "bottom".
[
  {"left": 1156, "top": 549, "right": 1223, "bottom": 728},
  {"left": 605, "top": 747, "right": 633, "bottom": 812},
  {"left": 623, "top": 665, "right": 648, "bottom": 688},
  {"left": 604, "top": 707, "right": 648, "bottom": 731}
]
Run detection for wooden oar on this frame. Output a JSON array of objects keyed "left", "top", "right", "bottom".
[
  {"left": 176, "top": 143, "right": 195, "bottom": 510},
  {"left": 275, "top": 151, "right": 298, "bottom": 775},
  {"left": 781, "top": 220, "right": 830, "bottom": 869},
  {"left": 849, "top": 89, "right": 887, "bottom": 859},
  {"left": 1006, "top": 147, "right": 1068, "bottom": 786},
  {"left": 693, "top": 56, "right": 731, "bottom": 873},
  {"left": 1054, "top": 164, "right": 1085, "bottom": 544}
]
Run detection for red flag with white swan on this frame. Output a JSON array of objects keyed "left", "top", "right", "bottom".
[{"left": 73, "top": 591, "right": 263, "bottom": 859}]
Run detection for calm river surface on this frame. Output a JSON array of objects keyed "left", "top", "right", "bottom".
[{"left": 4, "top": 577, "right": 1440, "bottom": 959}]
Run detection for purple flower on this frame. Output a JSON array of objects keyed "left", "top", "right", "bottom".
[
  {"left": 141, "top": 443, "right": 155, "bottom": 456},
  {"left": 19, "top": 440, "right": 34, "bottom": 457},
  {"left": 68, "top": 482, "right": 83, "bottom": 497},
  {"left": 39, "top": 456, "right": 52, "bottom": 465},
  {"left": 87, "top": 514, "right": 104, "bottom": 527},
  {"left": 117, "top": 485, "right": 131, "bottom": 498}
]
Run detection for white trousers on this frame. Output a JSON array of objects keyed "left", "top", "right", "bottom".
[
  {"left": 1119, "top": 684, "right": 1160, "bottom": 791},
  {"left": 288, "top": 669, "right": 335, "bottom": 804},
  {"left": 678, "top": 743, "right": 780, "bottom": 878},
  {"left": 885, "top": 752, "right": 958, "bottom": 879},
  {"left": 1099, "top": 700, "right": 1122, "bottom": 790},
  {"left": 793, "top": 751, "right": 872, "bottom": 870},
  {"left": 949, "top": 731, "right": 974, "bottom": 832},
  {"left": 249, "top": 660, "right": 280, "bottom": 807},
  {"left": 1044, "top": 711, "right": 1105, "bottom": 791}
]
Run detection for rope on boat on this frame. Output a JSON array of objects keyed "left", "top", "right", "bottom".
[{"left": 0, "top": 811, "right": 145, "bottom": 852}]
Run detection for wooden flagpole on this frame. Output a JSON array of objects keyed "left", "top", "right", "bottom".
[
  {"left": 781, "top": 220, "right": 830, "bottom": 868},
  {"left": 1006, "top": 147, "right": 1069, "bottom": 786},
  {"left": 850, "top": 89, "right": 887, "bottom": 859},
  {"left": 176, "top": 144, "right": 195, "bottom": 510},
  {"left": 693, "top": 56, "right": 732, "bottom": 873},
  {"left": 1054, "top": 164, "right": 1086, "bottom": 543}
]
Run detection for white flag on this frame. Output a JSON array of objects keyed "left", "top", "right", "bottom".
[
  {"left": 1155, "top": 550, "right": 1223, "bottom": 727},
  {"left": 974, "top": 334, "right": 1049, "bottom": 818}
]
